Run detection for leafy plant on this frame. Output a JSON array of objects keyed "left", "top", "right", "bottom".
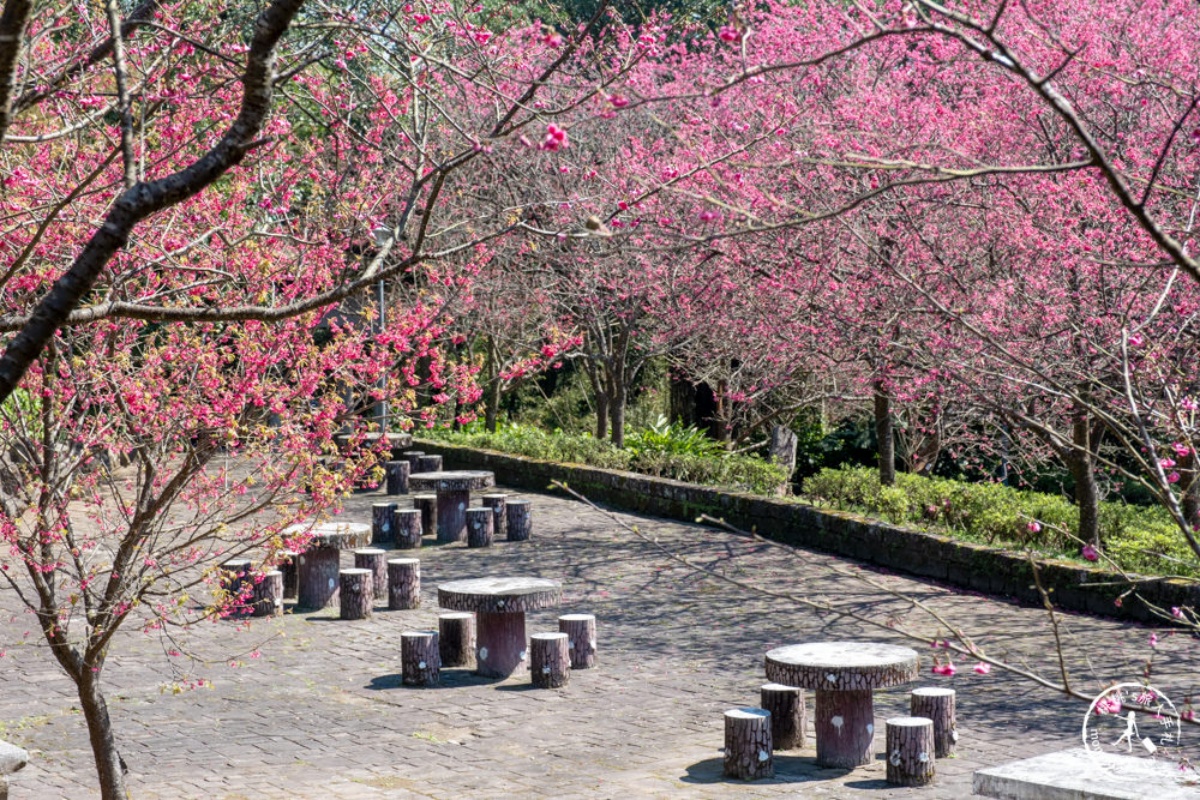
[
  {"left": 624, "top": 414, "right": 724, "bottom": 458},
  {"left": 803, "top": 466, "right": 1196, "bottom": 577}
]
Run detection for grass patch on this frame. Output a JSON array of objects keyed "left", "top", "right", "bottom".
[{"left": 802, "top": 466, "right": 1198, "bottom": 578}]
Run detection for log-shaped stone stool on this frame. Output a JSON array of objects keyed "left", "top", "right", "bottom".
[
  {"left": 558, "top": 614, "right": 597, "bottom": 669},
  {"left": 339, "top": 568, "right": 373, "bottom": 620},
  {"left": 437, "top": 577, "right": 562, "bottom": 678},
  {"left": 506, "top": 499, "right": 532, "bottom": 542},
  {"left": 393, "top": 508, "right": 423, "bottom": 550},
  {"left": 387, "top": 558, "right": 421, "bottom": 610},
  {"left": 481, "top": 494, "right": 507, "bottom": 537},
  {"left": 438, "top": 612, "right": 476, "bottom": 668},
  {"left": 385, "top": 459, "right": 411, "bottom": 495},
  {"left": 0, "top": 739, "right": 29, "bottom": 800},
  {"left": 910, "top": 687, "right": 956, "bottom": 758},
  {"left": 409, "top": 471, "right": 496, "bottom": 543},
  {"left": 415, "top": 454, "right": 443, "bottom": 474},
  {"left": 371, "top": 502, "right": 398, "bottom": 545},
  {"left": 466, "top": 507, "right": 494, "bottom": 548},
  {"left": 354, "top": 548, "right": 389, "bottom": 599},
  {"left": 401, "top": 451, "right": 424, "bottom": 472},
  {"left": 761, "top": 683, "right": 806, "bottom": 750},
  {"left": 412, "top": 494, "right": 437, "bottom": 539},
  {"left": 723, "top": 708, "right": 774, "bottom": 780},
  {"left": 401, "top": 630, "right": 440, "bottom": 686},
  {"left": 219, "top": 559, "right": 253, "bottom": 615},
  {"left": 530, "top": 632, "right": 570, "bottom": 688},
  {"left": 289, "top": 522, "right": 372, "bottom": 610},
  {"left": 764, "top": 642, "right": 919, "bottom": 768},
  {"left": 885, "top": 716, "right": 935, "bottom": 786},
  {"left": 251, "top": 570, "right": 284, "bottom": 617}
]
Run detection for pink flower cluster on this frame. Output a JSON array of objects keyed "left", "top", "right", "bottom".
[{"left": 541, "top": 124, "right": 568, "bottom": 151}]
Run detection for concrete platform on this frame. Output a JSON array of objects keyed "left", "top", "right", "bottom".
[{"left": 973, "top": 747, "right": 1199, "bottom": 799}]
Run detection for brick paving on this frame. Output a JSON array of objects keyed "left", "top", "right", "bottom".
[{"left": 1, "top": 482, "right": 1197, "bottom": 798}]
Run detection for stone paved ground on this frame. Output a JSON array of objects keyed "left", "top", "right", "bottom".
[{"left": 1, "top": 482, "right": 1197, "bottom": 799}]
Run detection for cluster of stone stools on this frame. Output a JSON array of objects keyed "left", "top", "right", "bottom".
[
  {"left": 722, "top": 642, "right": 955, "bottom": 786},
  {"left": 399, "top": 608, "right": 598, "bottom": 689},
  {"left": 381, "top": 451, "right": 533, "bottom": 546}
]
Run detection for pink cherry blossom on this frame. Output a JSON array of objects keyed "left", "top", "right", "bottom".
[{"left": 1081, "top": 544, "right": 1100, "bottom": 562}]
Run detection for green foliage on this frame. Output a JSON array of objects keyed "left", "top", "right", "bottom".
[
  {"left": 624, "top": 415, "right": 723, "bottom": 458},
  {"left": 431, "top": 422, "right": 633, "bottom": 470},
  {"left": 429, "top": 421, "right": 788, "bottom": 494},
  {"left": 803, "top": 467, "right": 1197, "bottom": 577}
]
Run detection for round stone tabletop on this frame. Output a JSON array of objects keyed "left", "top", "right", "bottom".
[
  {"left": 409, "top": 471, "right": 496, "bottom": 492},
  {"left": 438, "top": 577, "right": 562, "bottom": 614},
  {"left": 284, "top": 522, "right": 372, "bottom": 550},
  {"left": 764, "top": 642, "right": 919, "bottom": 691}
]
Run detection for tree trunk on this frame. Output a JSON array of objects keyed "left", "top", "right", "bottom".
[
  {"left": 875, "top": 381, "right": 896, "bottom": 487},
  {"left": 594, "top": 393, "right": 609, "bottom": 441},
  {"left": 484, "top": 338, "right": 501, "bottom": 433},
  {"left": 1180, "top": 449, "right": 1200, "bottom": 530},
  {"left": 610, "top": 378, "right": 627, "bottom": 448},
  {"left": 78, "top": 670, "right": 125, "bottom": 800},
  {"left": 1069, "top": 402, "right": 1101, "bottom": 548}
]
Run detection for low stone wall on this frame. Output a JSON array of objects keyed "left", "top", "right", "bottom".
[{"left": 416, "top": 439, "right": 1199, "bottom": 623}]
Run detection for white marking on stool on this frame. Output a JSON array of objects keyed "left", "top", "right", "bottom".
[
  {"left": 889, "top": 749, "right": 900, "bottom": 766},
  {"left": 327, "top": 578, "right": 335, "bottom": 590},
  {"left": 758, "top": 749, "right": 769, "bottom": 762},
  {"left": 479, "top": 647, "right": 488, "bottom": 660},
  {"left": 867, "top": 723, "right": 874, "bottom": 735},
  {"left": 519, "top": 649, "right": 527, "bottom": 660},
  {"left": 826, "top": 673, "right": 838, "bottom": 684},
  {"left": 918, "top": 751, "right": 929, "bottom": 762},
  {"left": 418, "top": 661, "right": 426, "bottom": 669},
  {"left": 831, "top": 715, "right": 844, "bottom": 732},
  {"left": 542, "top": 666, "right": 551, "bottom": 674}
]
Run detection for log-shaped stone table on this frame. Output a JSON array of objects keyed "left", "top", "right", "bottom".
[
  {"left": 437, "top": 577, "right": 562, "bottom": 678},
  {"left": 764, "top": 642, "right": 919, "bottom": 769},
  {"left": 409, "top": 471, "right": 495, "bottom": 543},
  {"left": 288, "top": 522, "right": 373, "bottom": 610},
  {"left": 334, "top": 431, "right": 414, "bottom": 461}
]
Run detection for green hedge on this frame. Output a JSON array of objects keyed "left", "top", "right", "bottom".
[
  {"left": 802, "top": 466, "right": 1196, "bottom": 578},
  {"left": 426, "top": 424, "right": 788, "bottom": 495}
]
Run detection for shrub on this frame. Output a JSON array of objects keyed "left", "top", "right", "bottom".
[
  {"left": 427, "top": 422, "right": 787, "bottom": 494},
  {"left": 802, "top": 466, "right": 1197, "bottom": 577}
]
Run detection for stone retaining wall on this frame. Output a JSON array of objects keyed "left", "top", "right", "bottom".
[{"left": 416, "top": 439, "right": 1199, "bottom": 623}]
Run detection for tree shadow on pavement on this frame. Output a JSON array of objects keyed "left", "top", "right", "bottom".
[{"left": 680, "top": 755, "right": 849, "bottom": 785}]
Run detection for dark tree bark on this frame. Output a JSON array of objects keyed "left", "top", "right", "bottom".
[
  {"left": 1068, "top": 398, "right": 1101, "bottom": 548},
  {"left": 78, "top": 670, "right": 124, "bottom": 800},
  {"left": 875, "top": 380, "right": 896, "bottom": 486},
  {"left": 0, "top": 0, "right": 308, "bottom": 404}
]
